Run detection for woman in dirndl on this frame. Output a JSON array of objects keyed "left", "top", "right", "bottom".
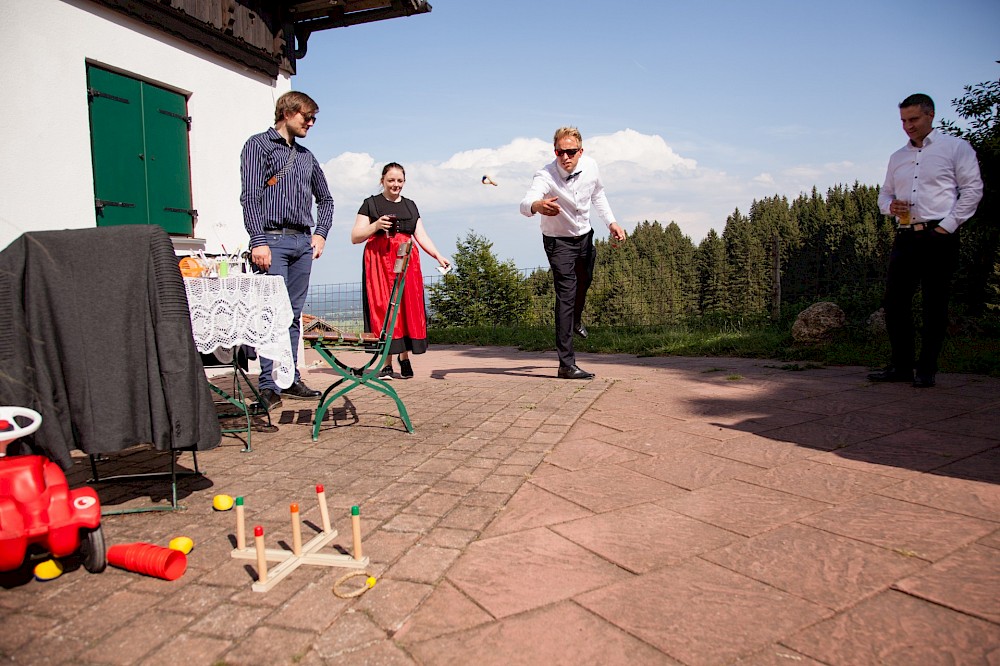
[{"left": 351, "top": 162, "right": 450, "bottom": 379}]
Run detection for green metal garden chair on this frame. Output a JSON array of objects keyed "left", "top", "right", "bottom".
[{"left": 303, "top": 240, "right": 414, "bottom": 440}]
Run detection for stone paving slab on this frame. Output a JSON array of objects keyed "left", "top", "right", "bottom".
[{"left": 1, "top": 346, "right": 997, "bottom": 665}]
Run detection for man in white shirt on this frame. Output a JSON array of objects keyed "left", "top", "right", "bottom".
[
  {"left": 870, "top": 94, "right": 983, "bottom": 388},
  {"left": 520, "top": 127, "right": 627, "bottom": 379}
]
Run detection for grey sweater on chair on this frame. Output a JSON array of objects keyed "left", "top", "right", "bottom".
[{"left": 0, "top": 225, "right": 221, "bottom": 470}]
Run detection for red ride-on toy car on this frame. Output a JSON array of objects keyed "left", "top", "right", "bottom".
[{"left": 0, "top": 407, "right": 106, "bottom": 574}]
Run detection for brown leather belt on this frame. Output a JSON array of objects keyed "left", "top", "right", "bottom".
[{"left": 898, "top": 219, "right": 942, "bottom": 232}]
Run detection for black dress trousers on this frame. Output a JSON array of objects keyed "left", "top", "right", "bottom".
[
  {"left": 543, "top": 229, "right": 596, "bottom": 368},
  {"left": 883, "top": 227, "right": 960, "bottom": 375}
]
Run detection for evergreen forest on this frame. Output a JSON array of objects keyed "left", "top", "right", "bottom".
[{"left": 430, "top": 70, "right": 1000, "bottom": 335}]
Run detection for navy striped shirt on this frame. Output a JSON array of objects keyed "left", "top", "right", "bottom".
[{"left": 240, "top": 128, "right": 334, "bottom": 249}]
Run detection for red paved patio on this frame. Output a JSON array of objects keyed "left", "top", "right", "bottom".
[{"left": 2, "top": 346, "right": 998, "bottom": 664}]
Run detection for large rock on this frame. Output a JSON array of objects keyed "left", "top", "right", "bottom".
[
  {"left": 792, "top": 301, "right": 846, "bottom": 343},
  {"left": 867, "top": 308, "right": 886, "bottom": 336}
]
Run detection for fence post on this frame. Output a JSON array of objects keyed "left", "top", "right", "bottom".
[{"left": 771, "top": 235, "right": 781, "bottom": 322}]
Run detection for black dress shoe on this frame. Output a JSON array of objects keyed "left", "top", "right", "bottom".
[
  {"left": 255, "top": 388, "right": 282, "bottom": 412},
  {"left": 867, "top": 367, "right": 914, "bottom": 383},
  {"left": 282, "top": 380, "right": 321, "bottom": 399},
  {"left": 573, "top": 323, "right": 588, "bottom": 339},
  {"left": 558, "top": 364, "right": 595, "bottom": 380},
  {"left": 913, "top": 373, "right": 936, "bottom": 388}
]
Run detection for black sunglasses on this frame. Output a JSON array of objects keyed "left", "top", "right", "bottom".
[
  {"left": 300, "top": 112, "right": 317, "bottom": 123},
  {"left": 555, "top": 148, "right": 581, "bottom": 157}
]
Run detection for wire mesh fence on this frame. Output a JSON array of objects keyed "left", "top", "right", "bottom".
[
  {"left": 304, "top": 256, "right": 884, "bottom": 332},
  {"left": 304, "top": 272, "right": 451, "bottom": 332},
  {"left": 303, "top": 268, "right": 548, "bottom": 332}
]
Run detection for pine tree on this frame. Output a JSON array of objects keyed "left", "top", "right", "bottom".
[
  {"left": 663, "top": 222, "right": 699, "bottom": 319},
  {"left": 525, "top": 268, "right": 555, "bottom": 326},
  {"left": 722, "top": 208, "right": 769, "bottom": 317},
  {"left": 940, "top": 66, "right": 1000, "bottom": 313},
  {"left": 695, "top": 229, "right": 728, "bottom": 315},
  {"left": 427, "top": 232, "right": 530, "bottom": 326}
]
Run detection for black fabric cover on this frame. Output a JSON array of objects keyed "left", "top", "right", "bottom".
[{"left": 0, "top": 226, "right": 221, "bottom": 470}]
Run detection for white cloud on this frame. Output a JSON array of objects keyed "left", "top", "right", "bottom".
[
  {"left": 588, "top": 129, "right": 697, "bottom": 172},
  {"left": 313, "top": 130, "right": 881, "bottom": 284},
  {"left": 323, "top": 151, "right": 377, "bottom": 187},
  {"left": 771, "top": 160, "right": 874, "bottom": 197},
  {"left": 439, "top": 137, "right": 549, "bottom": 170}
]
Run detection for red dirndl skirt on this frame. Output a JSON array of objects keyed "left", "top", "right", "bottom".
[{"left": 361, "top": 233, "right": 428, "bottom": 354}]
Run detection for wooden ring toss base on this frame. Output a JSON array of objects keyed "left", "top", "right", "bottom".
[{"left": 230, "top": 485, "right": 369, "bottom": 592}]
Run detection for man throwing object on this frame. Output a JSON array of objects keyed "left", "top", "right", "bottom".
[{"left": 520, "top": 127, "right": 627, "bottom": 379}]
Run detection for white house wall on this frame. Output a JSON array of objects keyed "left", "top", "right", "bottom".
[{"left": 0, "top": 0, "right": 291, "bottom": 254}]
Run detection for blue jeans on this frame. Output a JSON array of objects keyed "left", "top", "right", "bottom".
[{"left": 257, "top": 233, "right": 313, "bottom": 393}]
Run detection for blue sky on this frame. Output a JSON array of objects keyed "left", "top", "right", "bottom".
[{"left": 294, "top": 0, "right": 999, "bottom": 286}]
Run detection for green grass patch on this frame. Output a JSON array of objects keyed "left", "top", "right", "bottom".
[
  {"left": 428, "top": 322, "right": 1000, "bottom": 377},
  {"left": 764, "top": 362, "right": 827, "bottom": 371}
]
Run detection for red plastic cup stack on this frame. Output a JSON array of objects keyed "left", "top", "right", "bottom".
[{"left": 107, "top": 542, "right": 187, "bottom": 580}]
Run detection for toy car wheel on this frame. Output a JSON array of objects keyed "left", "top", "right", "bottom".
[{"left": 80, "top": 525, "right": 106, "bottom": 573}]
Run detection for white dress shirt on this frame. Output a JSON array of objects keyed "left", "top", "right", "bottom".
[
  {"left": 878, "top": 129, "right": 983, "bottom": 233},
  {"left": 519, "top": 155, "right": 618, "bottom": 237}
]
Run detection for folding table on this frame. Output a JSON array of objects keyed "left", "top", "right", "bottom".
[{"left": 185, "top": 274, "right": 294, "bottom": 452}]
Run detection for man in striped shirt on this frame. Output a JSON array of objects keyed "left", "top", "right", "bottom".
[{"left": 240, "top": 91, "right": 334, "bottom": 411}]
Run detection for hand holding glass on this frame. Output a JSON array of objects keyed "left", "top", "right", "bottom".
[{"left": 895, "top": 200, "right": 911, "bottom": 226}]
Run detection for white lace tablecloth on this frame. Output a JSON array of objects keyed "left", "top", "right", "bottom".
[{"left": 184, "top": 275, "right": 294, "bottom": 389}]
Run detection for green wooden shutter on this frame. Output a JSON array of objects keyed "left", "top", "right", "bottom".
[
  {"left": 86, "top": 66, "right": 194, "bottom": 235},
  {"left": 143, "top": 84, "right": 194, "bottom": 233},
  {"left": 87, "top": 67, "right": 147, "bottom": 227}
]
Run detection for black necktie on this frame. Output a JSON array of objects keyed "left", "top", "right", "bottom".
[{"left": 566, "top": 171, "right": 581, "bottom": 182}]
